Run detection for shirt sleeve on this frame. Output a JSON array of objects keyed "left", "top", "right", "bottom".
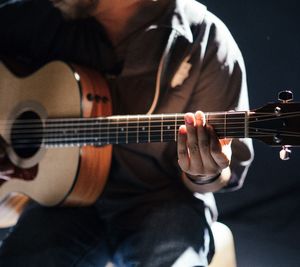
[{"left": 188, "top": 11, "right": 254, "bottom": 192}]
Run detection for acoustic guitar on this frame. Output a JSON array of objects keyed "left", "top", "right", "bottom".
[{"left": 0, "top": 61, "right": 299, "bottom": 228}]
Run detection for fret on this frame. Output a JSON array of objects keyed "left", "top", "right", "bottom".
[
  {"left": 96, "top": 119, "right": 103, "bottom": 145},
  {"left": 117, "top": 117, "right": 127, "bottom": 144},
  {"left": 98, "top": 118, "right": 109, "bottom": 145},
  {"left": 116, "top": 117, "right": 119, "bottom": 144},
  {"left": 206, "top": 112, "right": 210, "bottom": 125},
  {"left": 163, "top": 114, "right": 176, "bottom": 142},
  {"left": 76, "top": 120, "right": 81, "bottom": 146},
  {"left": 149, "top": 115, "right": 161, "bottom": 143},
  {"left": 93, "top": 119, "right": 99, "bottom": 145},
  {"left": 148, "top": 115, "right": 151, "bottom": 143},
  {"left": 70, "top": 121, "right": 75, "bottom": 146},
  {"left": 55, "top": 119, "right": 60, "bottom": 147},
  {"left": 82, "top": 119, "right": 87, "bottom": 146},
  {"left": 84, "top": 119, "right": 93, "bottom": 146},
  {"left": 50, "top": 119, "right": 57, "bottom": 147},
  {"left": 138, "top": 115, "right": 149, "bottom": 143},
  {"left": 161, "top": 114, "right": 163, "bottom": 142},
  {"left": 66, "top": 119, "right": 80, "bottom": 146},
  {"left": 87, "top": 118, "right": 96, "bottom": 146},
  {"left": 44, "top": 120, "right": 53, "bottom": 147},
  {"left": 244, "top": 111, "right": 249, "bottom": 138},
  {"left": 107, "top": 117, "right": 110, "bottom": 145},
  {"left": 174, "top": 113, "right": 178, "bottom": 142},
  {"left": 127, "top": 116, "right": 138, "bottom": 143},
  {"left": 224, "top": 112, "right": 227, "bottom": 138},
  {"left": 53, "top": 120, "right": 59, "bottom": 147},
  {"left": 79, "top": 120, "right": 85, "bottom": 145},
  {"left": 107, "top": 117, "right": 117, "bottom": 145},
  {"left": 83, "top": 119, "right": 89, "bottom": 146},
  {"left": 126, "top": 115, "right": 129, "bottom": 144},
  {"left": 137, "top": 115, "right": 140, "bottom": 143},
  {"left": 97, "top": 118, "right": 102, "bottom": 146},
  {"left": 65, "top": 120, "right": 77, "bottom": 146},
  {"left": 82, "top": 119, "right": 86, "bottom": 146},
  {"left": 73, "top": 119, "right": 78, "bottom": 146}
]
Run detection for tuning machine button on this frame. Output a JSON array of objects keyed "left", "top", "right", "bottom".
[
  {"left": 280, "top": 146, "right": 292, "bottom": 161},
  {"left": 278, "top": 90, "right": 294, "bottom": 103}
]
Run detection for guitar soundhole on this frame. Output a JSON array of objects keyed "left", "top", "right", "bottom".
[{"left": 11, "top": 111, "right": 43, "bottom": 159}]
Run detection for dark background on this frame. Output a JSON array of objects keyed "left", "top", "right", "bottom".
[{"left": 200, "top": 0, "right": 300, "bottom": 266}]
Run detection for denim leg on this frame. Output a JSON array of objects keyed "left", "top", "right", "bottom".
[
  {"left": 0, "top": 203, "right": 111, "bottom": 267},
  {"left": 112, "top": 198, "right": 214, "bottom": 267}
]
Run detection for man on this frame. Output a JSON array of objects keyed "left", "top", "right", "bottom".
[{"left": 0, "top": 0, "right": 253, "bottom": 266}]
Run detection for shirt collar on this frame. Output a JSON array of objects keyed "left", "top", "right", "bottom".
[{"left": 144, "top": 0, "right": 194, "bottom": 44}]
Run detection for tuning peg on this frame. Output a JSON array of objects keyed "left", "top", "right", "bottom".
[
  {"left": 280, "top": 146, "right": 292, "bottom": 161},
  {"left": 278, "top": 90, "right": 294, "bottom": 103}
]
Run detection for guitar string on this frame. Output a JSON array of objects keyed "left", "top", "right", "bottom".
[
  {"left": 4, "top": 123, "right": 300, "bottom": 140},
  {"left": 7, "top": 125, "right": 247, "bottom": 136},
  {"left": 8, "top": 130, "right": 300, "bottom": 145},
  {"left": 11, "top": 132, "right": 300, "bottom": 145},
  {"left": 7, "top": 129, "right": 248, "bottom": 142},
  {"left": 4, "top": 122, "right": 300, "bottom": 138},
  {"left": 0, "top": 113, "right": 294, "bottom": 137},
  {"left": 0, "top": 110, "right": 299, "bottom": 128},
  {"left": 0, "top": 117, "right": 247, "bottom": 129},
  {"left": 7, "top": 126, "right": 300, "bottom": 141},
  {"left": 0, "top": 121, "right": 248, "bottom": 133},
  {"left": 9, "top": 133, "right": 290, "bottom": 148},
  {"left": 7, "top": 132, "right": 270, "bottom": 146},
  {"left": 0, "top": 112, "right": 248, "bottom": 125},
  {"left": 0, "top": 112, "right": 299, "bottom": 142},
  {"left": 0, "top": 123, "right": 247, "bottom": 135},
  {"left": 4, "top": 127, "right": 300, "bottom": 144},
  {"left": 0, "top": 111, "right": 299, "bottom": 132},
  {"left": 8, "top": 132, "right": 300, "bottom": 148}
]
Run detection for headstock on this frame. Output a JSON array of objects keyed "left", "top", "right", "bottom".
[{"left": 249, "top": 90, "right": 300, "bottom": 160}]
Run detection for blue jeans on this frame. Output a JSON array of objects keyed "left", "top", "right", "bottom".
[{"left": 0, "top": 188, "right": 214, "bottom": 267}]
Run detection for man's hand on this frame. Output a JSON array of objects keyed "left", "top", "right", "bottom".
[{"left": 177, "top": 111, "right": 232, "bottom": 193}]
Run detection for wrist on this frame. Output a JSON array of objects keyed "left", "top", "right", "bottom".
[{"left": 185, "top": 172, "right": 221, "bottom": 185}]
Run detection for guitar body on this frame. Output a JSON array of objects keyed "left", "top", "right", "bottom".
[{"left": 0, "top": 61, "right": 112, "bottom": 227}]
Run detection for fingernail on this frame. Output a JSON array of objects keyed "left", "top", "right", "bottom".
[
  {"left": 195, "top": 111, "right": 205, "bottom": 126},
  {"left": 179, "top": 125, "right": 187, "bottom": 134},
  {"left": 185, "top": 114, "right": 194, "bottom": 125}
]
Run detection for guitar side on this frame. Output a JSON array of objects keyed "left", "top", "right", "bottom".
[{"left": 0, "top": 62, "right": 112, "bottom": 227}]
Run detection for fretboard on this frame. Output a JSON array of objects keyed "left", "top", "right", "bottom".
[{"left": 42, "top": 112, "right": 249, "bottom": 147}]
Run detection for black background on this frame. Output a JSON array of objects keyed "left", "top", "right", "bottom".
[{"left": 200, "top": 0, "right": 300, "bottom": 266}]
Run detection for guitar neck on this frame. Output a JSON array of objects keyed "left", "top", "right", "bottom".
[{"left": 43, "top": 111, "right": 249, "bottom": 147}]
